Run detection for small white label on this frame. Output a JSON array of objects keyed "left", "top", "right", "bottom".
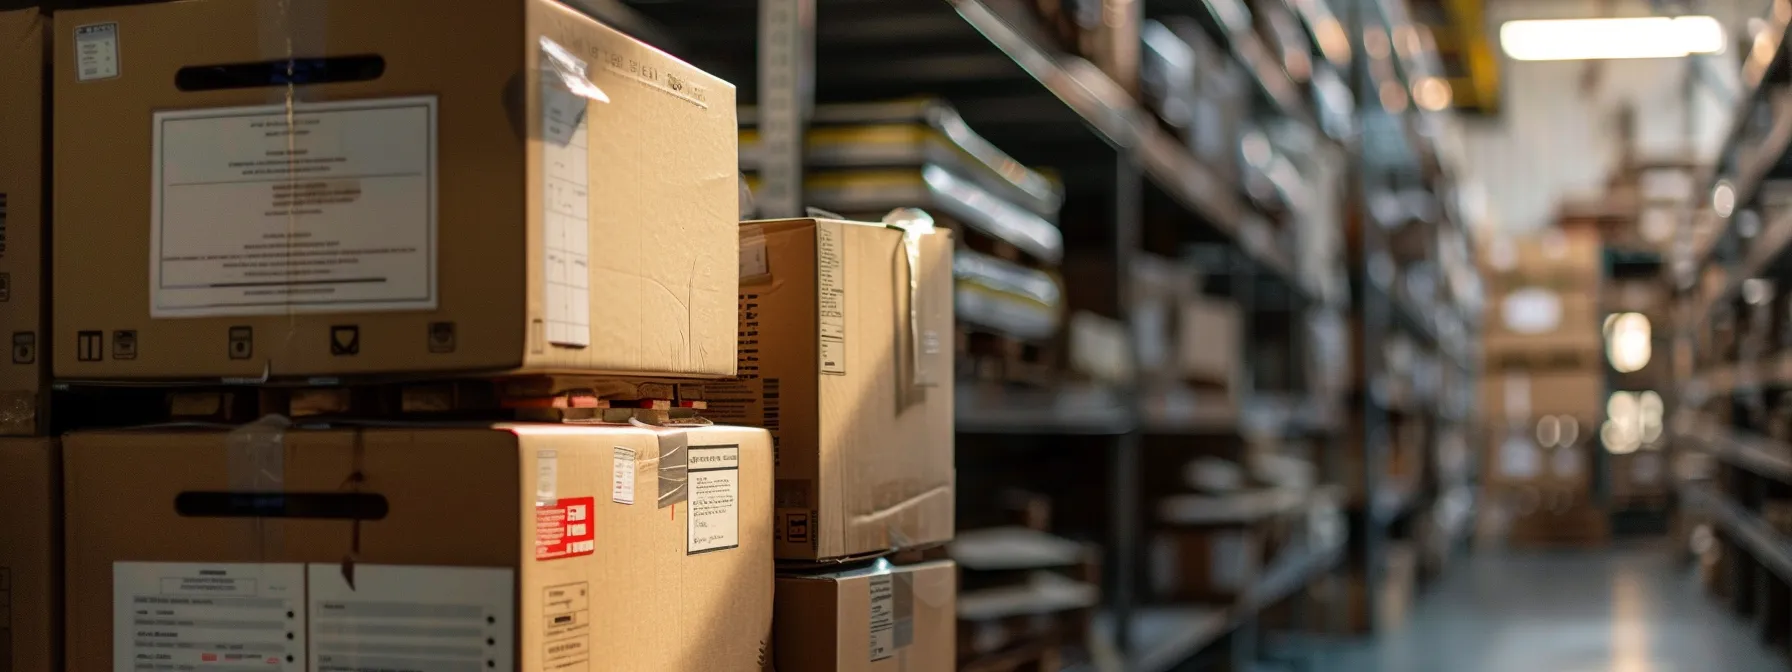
[
  {"left": 542, "top": 49, "right": 592, "bottom": 347},
  {"left": 308, "top": 564, "right": 515, "bottom": 672},
  {"left": 74, "top": 23, "right": 119, "bottom": 82},
  {"left": 150, "top": 97, "right": 439, "bottom": 317},
  {"left": 686, "top": 444, "right": 740, "bottom": 554},
  {"left": 1499, "top": 434, "right": 1540, "bottom": 478},
  {"left": 113, "top": 562, "right": 306, "bottom": 671},
  {"left": 612, "top": 446, "right": 637, "bottom": 505},
  {"left": 868, "top": 573, "right": 896, "bottom": 661},
  {"left": 817, "top": 222, "right": 846, "bottom": 375},
  {"left": 740, "top": 230, "right": 769, "bottom": 279},
  {"left": 537, "top": 449, "right": 558, "bottom": 506}
]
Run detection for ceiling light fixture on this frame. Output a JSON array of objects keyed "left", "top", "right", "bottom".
[{"left": 1500, "top": 16, "right": 1726, "bottom": 61}]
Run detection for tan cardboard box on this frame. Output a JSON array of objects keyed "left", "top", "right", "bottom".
[
  {"left": 710, "top": 217, "right": 954, "bottom": 561},
  {"left": 53, "top": 0, "right": 738, "bottom": 381},
  {"left": 1176, "top": 295, "right": 1239, "bottom": 388},
  {"left": 63, "top": 423, "right": 772, "bottom": 671},
  {"left": 1480, "top": 370, "right": 1604, "bottom": 421},
  {"left": 0, "top": 437, "right": 59, "bottom": 672},
  {"left": 774, "top": 560, "right": 957, "bottom": 672},
  {"left": 1148, "top": 527, "right": 1262, "bottom": 602},
  {"left": 0, "top": 9, "right": 46, "bottom": 434}
]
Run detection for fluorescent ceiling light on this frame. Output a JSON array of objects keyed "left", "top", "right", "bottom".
[{"left": 1500, "top": 16, "right": 1725, "bottom": 61}]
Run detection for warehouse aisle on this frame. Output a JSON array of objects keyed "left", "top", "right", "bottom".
[{"left": 1324, "top": 547, "right": 1783, "bottom": 672}]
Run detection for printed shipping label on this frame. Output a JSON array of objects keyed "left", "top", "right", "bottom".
[
  {"left": 308, "top": 564, "right": 514, "bottom": 672},
  {"left": 112, "top": 562, "right": 306, "bottom": 671},
  {"left": 536, "top": 496, "right": 596, "bottom": 561},
  {"left": 687, "top": 444, "right": 741, "bottom": 554},
  {"left": 868, "top": 574, "right": 897, "bottom": 661},
  {"left": 816, "top": 222, "right": 846, "bottom": 375},
  {"left": 150, "top": 97, "right": 438, "bottom": 317},
  {"left": 612, "top": 447, "right": 637, "bottom": 505},
  {"left": 74, "top": 23, "right": 119, "bottom": 81},
  {"left": 542, "top": 49, "right": 592, "bottom": 347},
  {"left": 542, "top": 582, "right": 592, "bottom": 670}
]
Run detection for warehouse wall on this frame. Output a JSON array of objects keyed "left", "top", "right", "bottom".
[{"left": 1451, "top": 0, "right": 1759, "bottom": 234}]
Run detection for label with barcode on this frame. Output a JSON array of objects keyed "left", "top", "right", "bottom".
[{"left": 868, "top": 574, "right": 897, "bottom": 661}]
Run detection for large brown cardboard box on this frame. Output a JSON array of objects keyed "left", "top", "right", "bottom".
[
  {"left": 0, "top": 437, "right": 59, "bottom": 672},
  {"left": 0, "top": 9, "right": 46, "bottom": 434},
  {"left": 711, "top": 218, "right": 955, "bottom": 561},
  {"left": 53, "top": 0, "right": 738, "bottom": 381},
  {"left": 773, "top": 560, "right": 957, "bottom": 672},
  {"left": 63, "top": 423, "right": 772, "bottom": 671}
]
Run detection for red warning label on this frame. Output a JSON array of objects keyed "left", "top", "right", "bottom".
[{"left": 535, "top": 496, "right": 595, "bottom": 560}]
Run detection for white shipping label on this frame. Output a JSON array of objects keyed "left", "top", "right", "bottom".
[
  {"left": 113, "top": 562, "right": 306, "bottom": 671},
  {"left": 542, "top": 49, "right": 592, "bottom": 348},
  {"left": 536, "top": 449, "right": 559, "bottom": 507},
  {"left": 817, "top": 222, "right": 846, "bottom": 375},
  {"left": 868, "top": 574, "right": 896, "bottom": 661},
  {"left": 308, "top": 564, "right": 515, "bottom": 672},
  {"left": 150, "top": 97, "right": 438, "bottom": 317},
  {"left": 686, "top": 444, "right": 741, "bottom": 554},
  {"left": 612, "top": 446, "right": 637, "bottom": 505},
  {"left": 1499, "top": 435, "right": 1541, "bottom": 479},
  {"left": 74, "top": 23, "right": 119, "bottom": 81}
]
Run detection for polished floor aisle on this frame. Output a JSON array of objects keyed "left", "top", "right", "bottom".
[{"left": 1324, "top": 546, "right": 1785, "bottom": 671}]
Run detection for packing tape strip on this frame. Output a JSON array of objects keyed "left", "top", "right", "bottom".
[
  {"left": 740, "top": 224, "right": 770, "bottom": 282},
  {"left": 631, "top": 418, "right": 690, "bottom": 509},
  {"left": 0, "top": 390, "right": 36, "bottom": 434},
  {"left": 538, "top": 35, "right": 609, "bottom": 147},
  {"left": 880, "top": 208, "right": 939, "bottom": 388},
  {"left": 256, "top": 0, "right": 329, "bottom": 104},
  {"left": 227, "top": 414, "right": 292, "bottom": 556}
]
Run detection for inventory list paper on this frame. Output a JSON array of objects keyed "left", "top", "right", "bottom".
[
  {"left": 308, "top": 564, "right": 516, "bottom": 672},
  {"left": 113, "top": 562, "right": 307, "bottom": 671}
]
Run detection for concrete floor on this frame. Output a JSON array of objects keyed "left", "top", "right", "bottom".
[{"left": 1322, "top": 547, "right": 1786, "bottom": 672}]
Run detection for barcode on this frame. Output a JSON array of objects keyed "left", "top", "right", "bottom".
[
  {"left": 0, "top": 193, "right": 9, "bottom": 255},
  {"left": 763, "top": 377, "right": 780, "bottom": 466}
]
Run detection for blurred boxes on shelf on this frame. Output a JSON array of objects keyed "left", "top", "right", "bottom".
[
  {"left": 53, "top": 0, "right": 740, "bottom": 381},
  {"left": 0, "top": 437, "right": 59, "bottom": 671},
  {"left": 62, "top": 424, "right": 774, "bottom": 671},
  {"left": 1148, "top": 527, "right": 1263, "bottom": 602},
  {"left": 1608, "top": 451, "right": 1669, "bottom": 503},
  {"left": 1480, "top": 370, "right": 1605, "bottom": 422},
  {"left": 1065, "top": 255, "right": 1240, "bottom": 392},
  {"left": 773, "top": 560, "right": 958, "bottom": 672},
  {"left": 0, "top": 8, "right": 46, "bottom": 434},
  {"left": 1480, "top": 226, "right": 1603, "bottom": 354},
  {"left": 1505, "top": 496, "right": 1610, "bottom": 549},
  {"left": 712, "top": 218, "right": 955, "bottom": 561}
]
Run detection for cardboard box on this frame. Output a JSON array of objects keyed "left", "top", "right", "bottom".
[
  {"left": 0, "top": 9, "right": 46, "bottom": 434},
  {"left": 1177, "top": 295, "right": 1240, "bottom": 388},
  {"left": 1480, "top": 370, "right": 1604, "bottom": 422},
  {"left": 1148, "top": 528, "right": 1262, "bottom": 602},
  {"left": 773, "top": 560, "right": 957, "bottom": 672},
  {"left": 711, "top": 217, "right": 954, "bottom": 561},
  {"left": 0, "top": 437, "right": 59, "bottom": 671},
  {"left": 53, "top": 0, "right": 738, "bottom": 381},
  {"left": 63, "top": 423, "right": 773, "bottom": 671}
]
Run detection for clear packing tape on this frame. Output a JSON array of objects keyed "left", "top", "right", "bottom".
[
  {"left": 227, "top": 414, "right": 292, "bottom": 557},
  {"left": 880, "top": 208, "right": 943, "bottom": 388}
]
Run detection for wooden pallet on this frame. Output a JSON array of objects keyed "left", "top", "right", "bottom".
[
  {"left": 53, "top": 375, "right": 715, "bottom": 430},
  {"left": 959, "top": 329, "right": 1058, "bottom": 388}
]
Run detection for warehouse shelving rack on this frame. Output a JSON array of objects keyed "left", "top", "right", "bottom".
[
  {"left": 619, "top": 0, "right": 1478, "bottom": 667},
  {"left": 1672, "top": 0, "right": 1792, "bottom": 651}
]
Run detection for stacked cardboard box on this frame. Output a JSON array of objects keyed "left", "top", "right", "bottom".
[
  {"left": 0, "top": 9, "right": 55, "bottom": 670},
  {"left": 713, "top": 217, "right": 960, "bottom": 670},
  {"left": 1480, "top": 226, "right": 1604, "bottom": 495},
  {"left": 5, "top": 1, "right": 811, "bottom": 669}
]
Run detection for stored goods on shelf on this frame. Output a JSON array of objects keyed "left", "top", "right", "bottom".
[
  {"left": 63, "top": 423, "right": 773, "bottom": 671},
  {"left": 53, "top": 0, "right": 738, "bottom": 380},
  {"left": 709, "top": 217, "right": 954, "bottom": 561}
]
